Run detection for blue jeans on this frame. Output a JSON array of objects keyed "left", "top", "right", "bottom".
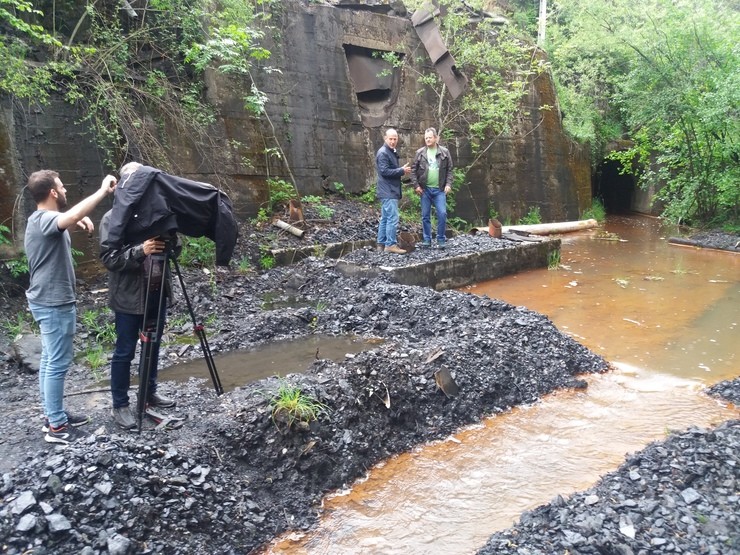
[
  {"left": 110, "top": 296, "right": 166, "bottom": 409},
  {"left": 377, "top": 198, "right": 400, "bottom": 247},
  {"left": 421, "top": 187, "right": 448, "bottom": 243},
  {"left": 28, "top": 301, "right": 76, "bottom": 428}
]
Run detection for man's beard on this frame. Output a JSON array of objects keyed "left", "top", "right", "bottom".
[{"left": 57, "top": 193, "right": 67, "bottom": 209}]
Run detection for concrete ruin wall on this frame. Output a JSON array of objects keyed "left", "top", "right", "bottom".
[{"left": 0, "top": 0, "right": 591, "bottom": 253}]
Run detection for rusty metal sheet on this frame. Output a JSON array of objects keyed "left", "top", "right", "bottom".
[
  {"left": 414, "top": 19, "right": 448, "bottom": 64},
  {"left": 433, "top": 53, "right": 467, "bottom": 100},
  {"left": 411, "top": 7, "right": 468, "bottom": 99},
  {"left": 346, "top": 52, "right": 392, "bottom": 93},
  {"left": 410, "top": 5, "right": 438, "bottom": 27}
]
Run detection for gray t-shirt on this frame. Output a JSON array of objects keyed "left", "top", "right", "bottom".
[{"left": 24, "top": 210, "right": 76, "bottom": 306}]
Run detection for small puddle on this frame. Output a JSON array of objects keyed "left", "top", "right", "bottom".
[{"left": 160, "top": 335, "right": 374, "bottom": 392}]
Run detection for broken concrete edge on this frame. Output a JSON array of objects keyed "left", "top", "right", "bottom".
[
  {"left": 271, "top": 239, "right": 377, "bottom": 266},
  {"left": 336, "top": 239, "right": 561, "bottom": 290}
]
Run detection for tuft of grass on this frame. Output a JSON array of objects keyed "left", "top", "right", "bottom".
[
  {"left": 269, "top": 381, "right": 328, "bottom": 431},
  {"left": 518, "top": 206, "right": 542, "bottom": 225},
  {"left": 260, "top": 254, "right": 275, "bottom": 270},
  {"left": 547, "top": 249, "right": 561, "bottom": 270},
  {"left": 80, "top": 308, "right": 116, "bottom": 345},
  {"left": 237, "top": 256, "right": 252, "bottom": 274},
  {"left": 581, "top": 198, "right": 606, "bottom": 222},
  {"left": 2, "top": 312, "right": 36, "bottom": 339},
  {"left": 83, "top": 346, "right": 108, "bottom": 379}
]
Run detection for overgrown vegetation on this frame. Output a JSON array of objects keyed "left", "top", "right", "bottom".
[
  {"left": 517, "top": 206, "right": 542, "bottom": 225},
  {"left": 403, "top": 0, "right": 549, "bottom": 225},
  {"left": 538, "top": 0, "right": 739, "bottom": 228},
  {"left": 179, "top": 237, "right": 216, "bottom": 268},
  {"left": 1, "top": 0, "right": 276, "bottom": 172},
  {"left": 3, "top": 0, "right": 736, "bottom": 230}
]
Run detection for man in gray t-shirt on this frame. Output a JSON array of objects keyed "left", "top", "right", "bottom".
[{"left": 24, "top": 169, "right": 116, "bottom": 444}]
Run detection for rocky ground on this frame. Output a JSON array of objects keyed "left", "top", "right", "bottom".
[{"left": 0, "top": 200, "right": 738, "bottom": 554}]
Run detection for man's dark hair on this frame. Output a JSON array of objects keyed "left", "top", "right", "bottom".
[{"left": 27, "top": 170, "right": 59, "bottom": 204}]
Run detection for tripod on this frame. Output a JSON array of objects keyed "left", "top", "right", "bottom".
[{"left": 135, "top": 244, "right": 223, "bottom": 432}]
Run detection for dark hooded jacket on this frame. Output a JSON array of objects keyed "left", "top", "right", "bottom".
[{"left": 105, "top": 166, "right": 238, "bottom": 266}]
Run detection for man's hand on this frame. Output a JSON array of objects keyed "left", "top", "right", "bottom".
[
  {"left": 444, "top": 185, "right": 452, "bottom": 194},
  {"left": 143, "top": 237, "right": 166, "bottom": 256},
  {"left": 415, "top": 186, "right": 423, "bottom": 196},
  {"left": 76, "top": 217, "right": 94, "bottom": 233},
  {"left": 402, "top": 163, "right": 411, "bottom": 176},
  {"left": 101, "top": 175, "right": 117, "bottom": 195}
]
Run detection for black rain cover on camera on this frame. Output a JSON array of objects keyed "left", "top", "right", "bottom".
[{"left": 106, "top": 166, "right": 238, "bottom": 265}]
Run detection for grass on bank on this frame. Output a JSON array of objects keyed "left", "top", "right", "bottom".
[{"left": 268, "top": 380, "right": 328, "bottom": 432}]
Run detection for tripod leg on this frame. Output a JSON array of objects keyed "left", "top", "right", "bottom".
[
  {"left": 136, "top": 330, "right": 155, "bottom": 433},
  {"left": 135, "top": 250, "right": 169, "bottom": 432},
  {"left": 171, "top": 256, "right": 224, "bottom": 395}
]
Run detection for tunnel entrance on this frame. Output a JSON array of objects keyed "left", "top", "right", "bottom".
[{"left": 593, "top": 158, "right": 636, "bottom": 214}]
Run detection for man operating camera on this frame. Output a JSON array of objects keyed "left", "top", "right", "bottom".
[{"left": 99, "top": 162, "right": 181, "bottom": 430}]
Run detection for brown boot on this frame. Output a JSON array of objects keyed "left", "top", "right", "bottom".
[{"left": 384, "top": 244, "right": 407, "bottom": 254}]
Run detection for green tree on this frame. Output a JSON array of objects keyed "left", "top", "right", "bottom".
[{"left": 545, "top": 0, "right": 739, "bottom": 227}]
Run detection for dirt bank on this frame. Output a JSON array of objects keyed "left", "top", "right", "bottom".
[{"left": 0, "top": 205, "right": 738, "bottom": 554}]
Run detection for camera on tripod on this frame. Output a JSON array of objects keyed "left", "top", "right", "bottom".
[{"left": 157, "top": 233, "right": 176, "bottom": 254}]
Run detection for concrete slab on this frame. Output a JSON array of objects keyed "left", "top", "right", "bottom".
[{"left": 335, "top": 235, "right": 561, "bottom": 291}]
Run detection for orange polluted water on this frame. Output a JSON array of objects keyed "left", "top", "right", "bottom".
[{"left": 267, "top": 216, "right": 739, "bottom": 555}]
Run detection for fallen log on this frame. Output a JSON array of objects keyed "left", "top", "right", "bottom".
[
  {"left": 273, "top": 219, "right": 305, "bottom": 238},
  {"left": 473, "top": 218, "right": 599, "bottom": 236}
]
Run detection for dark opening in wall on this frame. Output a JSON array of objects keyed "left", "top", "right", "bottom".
[
  {"left": 343, "top": 44, "right": 403, "bottom": 128},
  {"left": 594, "top": 158, "right": 636, "bottom": 214}
]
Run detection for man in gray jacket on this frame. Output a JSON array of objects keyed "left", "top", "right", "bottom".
[{"left": 99, "top": 162, "right": 179, "bottom": 430}]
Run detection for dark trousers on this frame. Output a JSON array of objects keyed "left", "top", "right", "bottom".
[{"left": 110, "top": 296, "right": 166, "bottom": 409}]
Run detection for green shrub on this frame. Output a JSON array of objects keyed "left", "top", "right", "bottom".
[
  {"left": 180, "top": 236, "right": 216, "bottom": 268},
  {"left": 518, "top": 206, "right": 542, "bottom": 225},
  {"left": 301, "top": 195, "right": 335, "bottom": 219},
  {"left": 581, "top": 198, "right": 606, "bottom": 222},
  {"left": 267, "top": 178, "right": 298, "bottom": 213}
]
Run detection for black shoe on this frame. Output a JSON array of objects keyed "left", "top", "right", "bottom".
[
  {"left": 44, "top": 422, "right": 83, "bottom": 445},
  {"left": 148, "top": 392, "right": 176, "bottom": 409},
  {"left": 112, "top": 406, "right": 137, "bottom": 430},
  {"left": 42, "top": 412, "right": 89, "bottom": 432}
]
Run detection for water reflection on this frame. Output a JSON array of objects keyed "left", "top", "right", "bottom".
[
  {"left": 161, "top": 335, "right": 372, "bottom": 392},
  {"left": 265, "top": 215, "right": 739, "bottom": 554},
  {"left": 466, "top": 215, "right": 738, "bottom": 382}
]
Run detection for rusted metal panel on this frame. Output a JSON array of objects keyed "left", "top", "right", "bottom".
[
  {"left": 346, "top": 51, "right": 393, "bottom": 93},
  {"left": 411, "top": 7, "right": 468, "bottom": 99}
]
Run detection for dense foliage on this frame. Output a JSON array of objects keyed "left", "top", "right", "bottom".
[
  {"left": 0, "top": 0, "right": 275, "bottom": 171},
  {"left": 542, "top": 0, "right": 739, "bottom": 227}
]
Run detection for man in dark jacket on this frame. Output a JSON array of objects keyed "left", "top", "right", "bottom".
[
  {"left": 99, "top": 162, "right": 180, "bottom": 430},
  {"left": 411, "top": 127, "right": 454, "bottom": 248},
  {"left": 375, "top": 128, "right": 411, "bottom": 254}
]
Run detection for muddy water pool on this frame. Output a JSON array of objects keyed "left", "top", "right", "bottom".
[{"left": 266, "top": 215, "right": 739, "bottom": 554}]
